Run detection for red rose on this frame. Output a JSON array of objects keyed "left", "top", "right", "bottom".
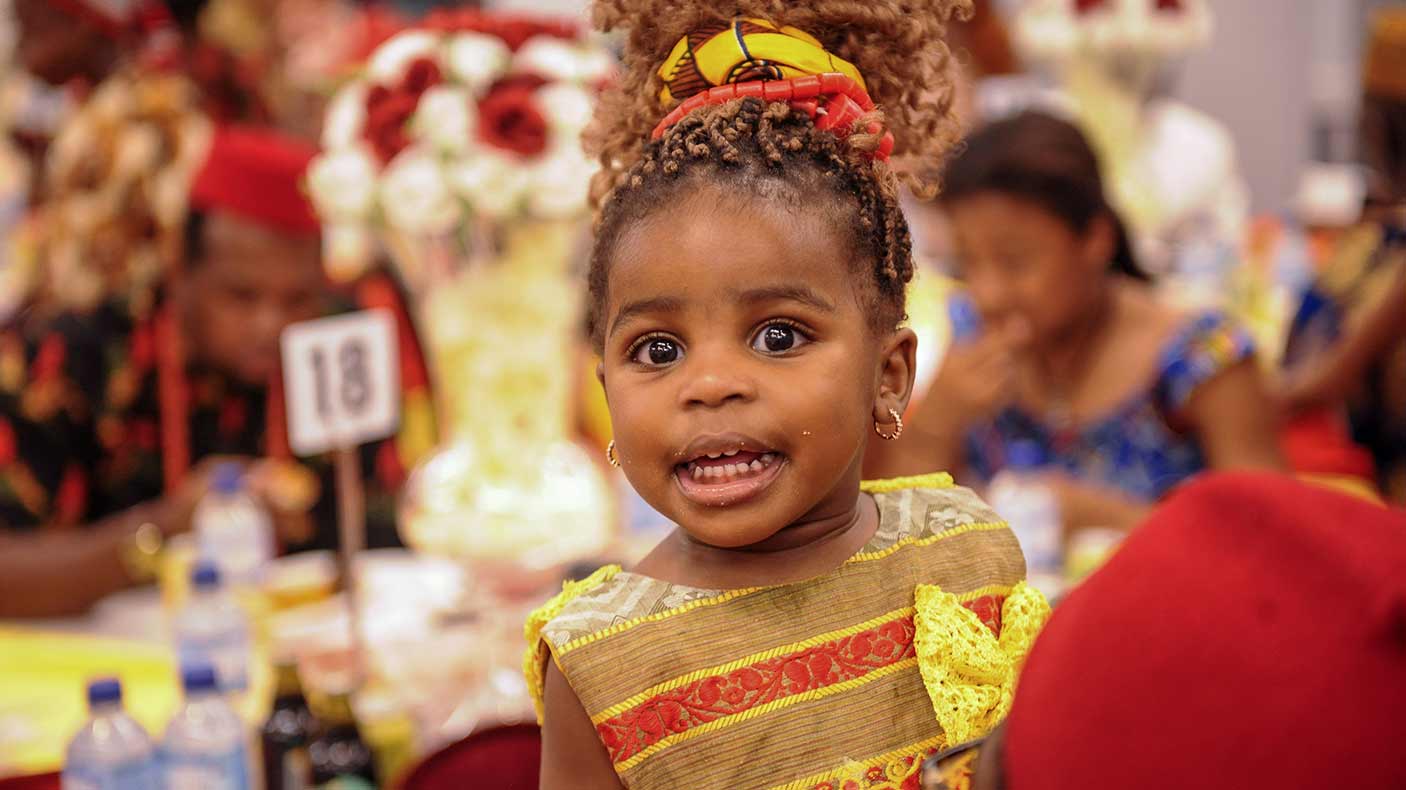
[
  {"left": 401, "top": 57, "right": 443, "bottom": 96},
  {"left": 477, "top": 83, "right": 549, "bottom": 157},
  {"left": 363, "top": 90, "right": 419, "bottom": 163}
]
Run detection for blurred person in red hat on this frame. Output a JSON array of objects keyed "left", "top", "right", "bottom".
[
  {"left": 919, "top": 471, "right": 1406, "bottom": 790},
  {"left": 0, "top": 123, "right": 430, "bottom": 618}
]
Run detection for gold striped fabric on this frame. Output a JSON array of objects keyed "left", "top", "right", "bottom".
[{"left": 530, "top": 476, "right": 1029, "bottom": 789}]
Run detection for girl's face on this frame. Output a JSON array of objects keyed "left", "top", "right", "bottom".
[
  {"left": 945, "top": 192, "right": 1112, "bottom": 345},
  {"left": 599, "top": 186, "right": 914, "bottom": 550}
]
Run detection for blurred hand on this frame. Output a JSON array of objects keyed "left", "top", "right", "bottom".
[
  {"left": 917, "top": 319, "right": 1030, "bottom": 431},
  {"left": 150, "top": 456, "right": 318, "bottom": 547},
  {"left": 148, "top": 455, "right": 247, "bottom": 538},
  {"left": 246, "top": 459, "right": 320, "bottom": 548}
]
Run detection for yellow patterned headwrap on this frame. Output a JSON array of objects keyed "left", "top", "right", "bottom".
[{"left": 657, "top": 18, "right": 867, "bottom": 107}]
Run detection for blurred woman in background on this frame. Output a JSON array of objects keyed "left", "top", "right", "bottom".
[{"left": 870, "top": 111, "right": 1284, "bottom": 531}]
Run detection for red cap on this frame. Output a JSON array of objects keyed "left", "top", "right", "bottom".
[
  {"left": 1003, "top": 472, "right": 1406, "bottom": 789},
  {"left": 51, "top": 0, "right": 171, "bottom": 39},
  {"left": 189, "top": 125, "right": 322, "bottom": 237}
]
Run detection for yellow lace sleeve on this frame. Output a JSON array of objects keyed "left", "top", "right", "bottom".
[
  {"left": 521, "top": 564, "right": 621, "bottom": 724},
  {"left": 912, "top": 582, "right": 1050, "bottom": 745}
]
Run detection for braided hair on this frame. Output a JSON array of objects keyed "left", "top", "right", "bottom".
[{"left": 585, "top": 0, "right": 971, "bottom": 350}]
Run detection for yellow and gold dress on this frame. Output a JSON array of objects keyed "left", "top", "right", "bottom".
[{"left": 525, "top": 475, "right": 1049, "bottom": 790}]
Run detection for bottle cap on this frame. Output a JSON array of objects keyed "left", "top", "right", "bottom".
[
  {"left": 190, "top": 560, "right": 221, "bottom": 589},
  {"left": 1006, "top": 440, "right": 1048, "bottom": 471},
  {"left": 182, "top": 663, "right": 219, "bottom": 693},
  {"left": 210, "top": 462, "right": 244, "bottom": 495},
  {"left": 86, "top": 677, "right": 123, "bottom": 706}
]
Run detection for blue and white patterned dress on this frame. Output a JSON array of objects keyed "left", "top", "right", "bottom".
[{"left": 965, "top": 310, "right": 1255, "bottom": 501}]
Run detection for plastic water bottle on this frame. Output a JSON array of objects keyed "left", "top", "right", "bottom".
[
  {"left": 195, "top": 462, "right": 274, "bottom": 588},
  {"left": 174, "top": 561, "right": 251, "bottom": 697},
  {"left": 987, "top": 441, "right": 1064, "bottom": 598},
  {"left": 62, "top": 678, "right": 159, "bottom": 790},
  {"left": 162, "top": 664, "right": 250, "bottom": 790}
]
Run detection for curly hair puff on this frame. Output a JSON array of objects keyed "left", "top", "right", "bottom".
[
  {"left": 584, "top": 0, "right": 971, "bottom": 351},
  {"left": 586, "top": 0, "right": 972, "bottom": 205}
]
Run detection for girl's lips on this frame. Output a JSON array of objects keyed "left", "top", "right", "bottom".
[{"left": 673, "top": 452, "right": 786, "bottom": 508}]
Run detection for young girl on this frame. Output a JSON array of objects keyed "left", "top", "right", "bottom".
[
  {"left": 870, "top": 112, "right": 1284, "bottom": 531},
  {"left": 523, "top": 3, "right": 1048, "bottom": 788}
]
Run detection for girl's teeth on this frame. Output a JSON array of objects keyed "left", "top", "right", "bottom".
[
  {"left": 707, "top": 452, "right": 722, "bottom": 459},
  {"left": 683, "top": 453, "right": 782, "bottom": 484}
]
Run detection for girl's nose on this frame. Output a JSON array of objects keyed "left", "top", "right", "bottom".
[{"left": 677, "top": 345, "right": 758, "bottom": 409}]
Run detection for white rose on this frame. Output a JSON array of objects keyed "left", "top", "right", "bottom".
[
  {"left": 512, "top": 36, "right": 587, "bottom": 83},
  {"left": 85, "top": 79, "right": 135, "bottom": 123},
  {"left": 575, "top": 46, "right": 616, "bottom": 85},
  {"left": 411, "top": 86, "right": 477, "bottom": 154},
  {"left": 525, "top": 146, "right": 595, "bottom": 219},
  {"left": 112, "top": 123, "right": 161, "bottom": 180},
  {"left": 534, "top": 83, "right": 594, "bottom": 137},
  {"left": 323, "top": 223, "right": 376, "bottom": 283},
  {"left": 322, "top": 81, "right": 368, "bottom": 150},
  {"left": 306, "top": 145, "right": 379, "bottom": 223},
  {"left": 444, "top": 32, "right": 511, "bottom": 94},
  {"left": 446, "top": 151, "right": 527, "bottom": 220},
  {"left": 367, "top": 30, "right": 441, "bottom": 85},
  {"left": 146, "top": 167, "right": 188, "bottom": 229},
  {"left": 380, "top": 146, "right": 461, "bottom": 234}
]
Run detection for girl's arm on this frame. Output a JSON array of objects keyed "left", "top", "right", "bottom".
[
  {"left": 1280, "top": 265, "right": 1406, "bottom": 411},
  {"left": 540, "top": 660, "right": 623, "bottom": 790},
  {"left": 1048, "top": 358, "right": 1286, "bottom": 535},
  {"left": 1185, "top": 358, "right": 1287, "bottom": 472}
]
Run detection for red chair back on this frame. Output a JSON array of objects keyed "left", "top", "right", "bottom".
[{"left": 399, "top": 723, "right": 541, "bottom": 790}]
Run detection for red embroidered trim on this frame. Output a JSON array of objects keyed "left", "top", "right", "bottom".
[{"left": 597, "top": 596, "right": 1006, "bottom": 765}]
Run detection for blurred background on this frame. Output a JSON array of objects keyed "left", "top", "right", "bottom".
[{"left": 0, "top": 1, "right": 1401, "bottom": 788}]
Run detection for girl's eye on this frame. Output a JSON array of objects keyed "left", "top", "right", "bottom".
[
  {"left": 752, "top": 323, "right": 809, "bottom": 354},
  {"left": 632, "top": 337, "right": 683, "bottom": 366}
]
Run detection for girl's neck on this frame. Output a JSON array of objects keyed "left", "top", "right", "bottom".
[
  {"left": 658, "top": 491, "right": 880, "bottom": 589},
  {"left": 1034, "top": 281, "right": 1118, "bottom": 384}
]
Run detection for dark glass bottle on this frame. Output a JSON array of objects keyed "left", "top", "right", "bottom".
[
  {"left": 262, "top": 660, "right": 317, "bottom": 790},
  {"left": 308, "top": 691, "right": 378, "bottom": 789}
]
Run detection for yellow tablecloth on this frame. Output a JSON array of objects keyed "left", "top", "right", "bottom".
[
  {"left": 0, "top": 626, "right": 271, "bottom": 777},
  {"left": 0, "top": 628, "right": 179, "bottom": 776}
]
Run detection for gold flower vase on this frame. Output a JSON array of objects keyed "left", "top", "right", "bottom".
[{"left": 393, "top": 218, "right": 616, "bottom": 600}]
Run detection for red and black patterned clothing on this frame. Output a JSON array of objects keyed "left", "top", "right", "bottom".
[{"left": 0, "top": 276, "right": 428, "bottom": 551}]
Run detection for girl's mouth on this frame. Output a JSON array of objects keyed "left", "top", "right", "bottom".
[{"left": 674, "top": 447, "right": 786, "bottom": 507}]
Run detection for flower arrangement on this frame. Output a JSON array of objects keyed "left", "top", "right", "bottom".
[
  {"left": 23, "top": 73, "right": 210, "bottom": 319},
  {"left": 306, "top": 10, "right": 612, "bottom": 278},
  {"left": 309, "top": 11, "right": 618, "bottom": 580},
  {"left": 1015, "top": 0, "right": 1212, "bottom": 65}
]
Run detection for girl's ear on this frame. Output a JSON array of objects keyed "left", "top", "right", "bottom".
[
  {"left": 595, "top": 360, "right": 607, "bottom": 404},
  {"left": 1083, "top": 213, "right": 1117, "bottom": 276},
  {"left": 872, "top": 327, "right": 918, "bottom": 426}
]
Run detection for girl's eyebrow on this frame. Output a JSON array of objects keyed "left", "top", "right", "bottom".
[
  {"left": 733, "top": 285, "right": 836, "bottom": 313},
  {"left": 610, "top": 295, "right": 684, "bottom": 336}
]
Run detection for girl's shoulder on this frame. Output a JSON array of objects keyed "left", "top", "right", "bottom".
[
  {"left": 862, "top": 473, "right": 1005, "bottom": 547},
  {"left": 1152, "top": 306, "right": 1256, "bottom": 415}
]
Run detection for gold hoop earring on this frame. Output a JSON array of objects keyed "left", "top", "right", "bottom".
[
  {"left": 875, "top": 408, "right": 904, "bottom": 441},
  {"left": 606, "top": 440, "right": 620, "bottom": 468}
]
